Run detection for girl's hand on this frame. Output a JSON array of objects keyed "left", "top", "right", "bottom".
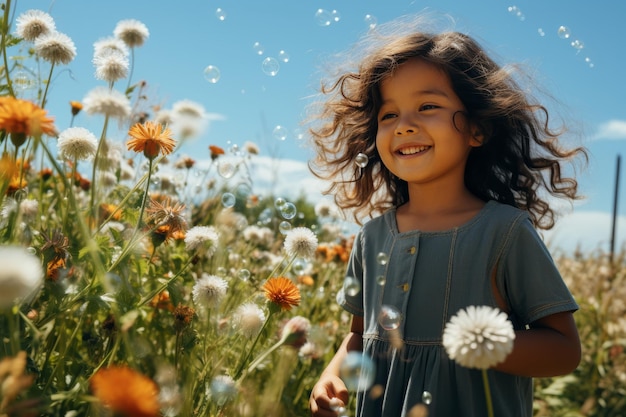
[{"left": 309, "top": 374, "right": 349, "bottom": 416}]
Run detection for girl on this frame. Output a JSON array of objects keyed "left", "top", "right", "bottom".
[{"left": 308, "top": 24, "right": 586, "bottom": 417}]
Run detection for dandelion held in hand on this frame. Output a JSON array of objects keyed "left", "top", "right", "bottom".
[
  {"left": 90, "top": 366, "right": 160, "bottom": 417},
  {"left": 283, "top": 227, "right": 318, "bottom": 259},
  {"left": 127, "top": 121, "right": 176, "bottom": 160},
  {"left": 443, "top": 305, "right": 515, "bottom": 369},
  {"left": 263, "top": 276, "right": 301, "bottom": 312}
]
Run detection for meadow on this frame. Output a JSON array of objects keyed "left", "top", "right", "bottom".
[{"left": 0, "top": 4, "right": 624, "bottom": 417}]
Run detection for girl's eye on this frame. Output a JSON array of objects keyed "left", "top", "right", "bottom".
[
  {"left": 379, "top": 113, "right": 397, "bottom": 121},
  {"left": 420, "top": 104, "right": 439, "bottom": 111}
]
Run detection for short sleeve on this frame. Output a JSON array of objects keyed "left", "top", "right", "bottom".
[
  {"left": 336, "top": 229, "right": 365, "bottom": 316},
  {"left": 496, "top": 216, "right": 578, "bottom": 325}
]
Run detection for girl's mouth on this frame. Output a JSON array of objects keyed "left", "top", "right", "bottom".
[{"left": 397, "top": 145, "right": 431, "bottom": 155}]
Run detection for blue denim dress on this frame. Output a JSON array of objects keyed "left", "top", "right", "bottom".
[{"left": 337, "top": 200, "right": 578, "bottom": 417}]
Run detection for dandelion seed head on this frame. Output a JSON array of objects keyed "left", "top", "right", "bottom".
[
  {"left": 0, "top": 246, "right": 44, "bottom": 308},
  {"left": 114, "top": 19, "right": 149, "bottom": 48},
  {"left": 93, "top": 36, "right": 130, "bottom": 59},
  {"left": 184, "top": 225, "right": 219, "bottom": 254},
  {"left": 284, "top": 227, "right": 318, "bottom": 259},
  {"left": 57, "top": 127, "right": 98, "bottom": 161},
  {"left": 93, "top": 50, "right": 129, "bottom": 83},
  {"left": 192, "top": 274, "right": 228, "bottom": 309},
  {"left": 233, "top": 302, "right": 266, "bottom": 338},
  {"left": 83, "top": 87, "right": 131, "bottom": 120},
  {"left": 34, "top": 31, "right": 76, "bottom": 65},
  {"left": 15, "top": 9, "right": 56, "bottom": 41}
]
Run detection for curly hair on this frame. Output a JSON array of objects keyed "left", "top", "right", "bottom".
[{"left": 308, "top": 29, "right": 586, "bottom": 229}]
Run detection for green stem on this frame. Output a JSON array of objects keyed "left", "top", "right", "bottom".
[
  {"left": 1, "top": 0, "right": 15, "bottom": 98},
  {"left": 133, "top": 158, "right": 152, "bottom": 237},
  {"left": 89, "top": 116, "right": 110, "bottom": 225},
  {"left": 482, "top": 369, "right": 494, "bottom": 417},
  {"left": 233, "top": 312, "right": 273, "bottom": 380},
  {"left": 245, "top": 338, "right": 285, "bottom": 376},
  {"left": 39, "top": 62, "right": 55, "bottom": 108}
]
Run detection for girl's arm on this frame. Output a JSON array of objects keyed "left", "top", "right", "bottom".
[
  {"left": 310, "top": 315, "right": 364, "bottom": 417},
  {"left": 493, "top": 310, "right": 581, "bottom": 377}
]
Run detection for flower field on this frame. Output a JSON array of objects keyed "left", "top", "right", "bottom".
[{"left": 0, "top": 3, "right": 624, "bottom": 417}]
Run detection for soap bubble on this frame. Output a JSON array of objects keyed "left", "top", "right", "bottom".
[
  {"left": 215, "top": 8, "right": 226, "bottom": 21},
  {"left": 343, "top": 276, "right": 361, "bottom": 296},
  {"left": 339, "top": 351, "right": 376, "bottom": 392},
  {"left": 364, "top": 14, "right": 377, "bottom": 29},
  {"left": 203, "top": 65, "right": 221, "bottom": 83},
  {"left": 557, "top": 26, "right": 571, "bottom": 39},
  {"left": 221, "top": 192, "right": 236, "bottom": 208},
  {"left": 274, "top": 197, "right": 287, "bottom": 209},
  {"left": 376, "top": 252, "right": 389, "bottom": 265},
  {"left": 421, "top": 391, "right": 433, "bottom": 405},
  {"left": 238, "top": 269, "right": 251, "bottom": 281},
  {"left": 279, "top": 220, "right": 292, "bottom": 235},
  {"left": 217, "top": 162, "right": 236, "bottom": 178},
  {"left": 278, "top": 50, "right": 290, "bottom": 63},
  {"left": 331, "top": 9, "right": 341, "bottom": 23},
  {"left": 355, "top": 153, "right": 369, "bottom": 168},
  {"left": 273, "top": 125, "right": 288, "bottom": 141},
  {"left": 262, "top": 57, "right": 280, "bottom": 76},
  {"left": 280, "top": 202, "right": 297, "bottom": 220},
  {"left": 253, "top": 41, "right": 264, "bottom": 55},
  {"left": 378, "top": 305, "right": 402, "bottom": 330},
  {"left": 315, "top": 9, "right": 332, "bottom": 26}
]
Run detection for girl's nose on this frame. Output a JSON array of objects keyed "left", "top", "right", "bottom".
[{"left": 394, "top": 120, "right": 418, "bottom": 136}]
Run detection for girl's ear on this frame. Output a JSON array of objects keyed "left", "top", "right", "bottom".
[{"left": 469, "top": 125, "right": 484, "bottom": 147}]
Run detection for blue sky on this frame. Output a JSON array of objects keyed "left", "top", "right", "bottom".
[{"left": 9, "top": 0, "right": 626, "bottom": 253}]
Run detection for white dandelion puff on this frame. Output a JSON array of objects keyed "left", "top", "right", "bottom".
[
  {"left": 83, "top": 87, "right": 131, "bottom": 120},
  {"left": 184, "top": 225, "right": 219, "bottom": 255},
  {"left": 93, "top": 49, "right": 129, "bottom": 83},
  {"left": 283, "top": 227, "right": 318, "bottom": 259},
  {"left": 34, "top": 31, "right": 76, "bottom": 65},
  {"left": 15, "top": 9, "right": 56, "bottom": 41},
  {"left": 442, "top": 305, "right": 516, "bottom": 370},
  {"left": 113, "top": 19, "right": 149, "bottom": 48},
  {"left": 192, "top": 274, "right": 228, "bottom": 309},
  {"left": 0, "top": 246, "right": 44, "bottom": 308},
  {"left": 57, "top": 127, "right": 98, "bottom": 161},
  {"left": 233, "top": 302, "right": 266, "bottom": 338}
]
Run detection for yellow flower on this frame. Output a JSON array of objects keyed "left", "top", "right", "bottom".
[
  {"left": 90, "top": 366, "right": 160, "bottom": 417},
  {"left": 0, "top": 97, "right": 56, "bottom": 147},
  {"left": 263, "top": 276, "right": 301, "bottom": 312},
  {"left": 126, "top": 121, "right": 176, "bottom": 160}
]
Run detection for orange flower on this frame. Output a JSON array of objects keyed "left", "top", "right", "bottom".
[
  {"left": 150, "top": 290, "right": 174, "bottom": 312},
  {"left": 0, "top": 97, "right": 56, "bottom": 146},
  {"left": 127, "top": 121, "right": 176, "bottom": 160},
  {"left": 209, "top": 144, "right": 225, "bottom": 160},
  {"left": 263, "top": 276, "right": 301, "bottom": 312},
  {"left": 99, "top": 203, "right": 122, "bottom": 222},
  {"left": 90, "top": 366, "right": 160, "bottom": 417},
  {"left": 69, "top": 100, "right": 83, "bottom": 116}
]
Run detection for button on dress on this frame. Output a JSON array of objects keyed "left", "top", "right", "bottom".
[{"left": 337, "top": 200, "right": 578, "bottom": 417}]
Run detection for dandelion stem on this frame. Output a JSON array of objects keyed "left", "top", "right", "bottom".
[
  {"left": 40, "top": 62, "right": 55, "bottom": 109},
  {"left": 0, "top": 0, "right": 16, "bottom": 98},
  {"left": 482, "top": 369, "right": 495, "bottom": 417},
  {"left": 89, "top": 115, "right": 110, "bottom": 227},
  {"left": 133, "top": 158, "right": 153, "bottom": 238},
  {"left": 233, "top": 311, "right": 273, "bottom": 380}
]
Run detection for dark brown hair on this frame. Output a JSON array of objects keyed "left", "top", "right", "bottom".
[{"left": 308, "top": 29, "right": 586, "bottom": 229}]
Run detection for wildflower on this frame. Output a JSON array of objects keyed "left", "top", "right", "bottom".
[
  {"left": 242, "top": 225, "right": 274, "bottom": 246},
  {"left": 314, "top": 199, "right": 339, "bottom": 218},
  {"left": 184, "top": 225, "right": 219, "bottom": 254},
  {"left": 243, "top": 141, "right": 260, "bottom": 155},
  {"left": 283, "top": 227, "right": 318, "bottom": 259},
  {"left": 0, "top": 97, "right": 56, "bottom": 145},
  {"left": 57, "top": 127, "right": 98, "bottom": 161},
  {"left": 192, "top": 274, "right": 228, "bottom": 309},
  {"left": 0, "top": 351, "right": 35, "bottom": 411},
  {"left": 154, "top": 109, "right": 173, "bottom": 126},
  {"left": 19, "top": 198, "right": 39, "bottom": 221},
  {"left": 174, "top": 155, "right": 196, "bottom": 169},
  {"left": 90, "top": 366, "right": 160, "bottom": 417},
  {"left": 172, "top": 99, "right": 206, "bottom": 119},
  {"left": 34, "top": 31, "right": 76, "bottom": 65},
  {"left": 442, "top": 305, "right": 516, "bottom": 369},
  {"left": 69, "top": 100, "right": 83, "bottom": 116},
  {"left": 173, "top": 304, "right": 195, "bottom": 331},
  {"left": 299, "top": 342, "right": 322, "bottom": 360},
  {"left": 127, "top": 121, "right": 176, "bottom": 160},
  {"left": 114, "top": 19, "right": 149, "bottom": 48},
  {"left": 146, "top": 197, "right": 187, "bottom": 233},
  {"left": 208, "top": 375, "right": 237, "bottom": 405},
  {"left": 0, "top": 246, "right": 44, "bottom": 308},
  {"left": 15, "top": 9, "right": 55, "bottom": 41},
  {"left": 93, "top": 36, "right": 129, "bottom": 59},
  {"left": 263, "top": 276, "right": 300, "bottom": 312},
  {"left": 233, "top": 302, "right": 266, "bottom": 338},
  {"left": 150, "top": 290, "right": 174, "bottom": 312},
  {"left": 209, "top": 145, "right": 225, "bottom": 160},
  {"left": 93, "top": 49, "right": 129, "bottom": 83},
  {"left": 83, "top": 86, "right": 131, "bottom": 120},
  {"left": 39, "top": 228, "right": 70, "bottom": 266},
  {"left": 280, "top": 316, "right": 311, "bottom": 348}
]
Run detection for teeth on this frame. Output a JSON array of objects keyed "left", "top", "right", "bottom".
[{"left": 399, "top": 145, "right": 429, "bottom": 155}]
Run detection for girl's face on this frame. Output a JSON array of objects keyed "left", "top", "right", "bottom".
[{"left": 375, "top": 58, "right": 481, "bottom": 188}]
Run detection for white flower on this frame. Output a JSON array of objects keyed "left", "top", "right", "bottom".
[
  {"left": 442, "top": 305, "right": 516, "bottom": 369},
  {"left": 171, "top": 100, "right": 206, "bottom": 119},
  {"left": 113, "top": 19, "right": 149, "bottom": 48},
  {"left": 19, "top": 199, "right": 39, "bottom": 221},
  {"left": 233, "top": 302, "right": 266, "bottom": 338},
  {"left": 192, "top": 274, "right": 228, "bottom": 309},
  {"left": 280, "top": 316, "right": 311, "bottom": 348},
  {"left": 57, "top": 127, "right": 98, "bottom": 160},
  {"left": 93, "top": 50, "right": 129, "bottom": 83},
  {"left": 93, "top": 36, "right": 129, "bottom": 59},
  {"left": 314, "top": 199, "right": 339, "bottom": 218},
  {"left": 34, "top": 31, "right": 76, "bottom": 65},
  {"left": 242, "top": 225, "right": 273, "bottom": 246},
  {"left": 83, "top": 87, "right": 131, "bottom": 120},
  {"left": 184, "top": 226, "right": 220, "bottom": 254},
  {"left": 15, "top": 9, "right": 56, "bottom": 41},
  {"left": 283, "top": 227, "right": 318, "bottom": 259},
  {"left": 208, "top": 374, "right": 237, "bottom": 405},
  {"left": 243, "top": 141, "right": 260, "bottom": 155},
  {"left": 0, "top": 246, "right": 44, "bottom": 308}
]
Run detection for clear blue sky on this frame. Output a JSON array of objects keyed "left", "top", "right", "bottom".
[{"left": 9, "top": 0, "right": 626, "bottom": 252}]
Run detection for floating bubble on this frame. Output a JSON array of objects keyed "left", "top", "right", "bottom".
[
  {"left": 378, "top": 305, "right": 402, "bottom": 330},
  {"left": 570, "top": 39, "right": 584, "bottom": 51},
  {"left": 537, "top": 28, "right": 545, "bottom": 37},
  {"left": 293, "top": 128, "right": 305, "bottom": 141},
  {"left": 203, "top": 65, "right": 220, "bottom": 83},
  {"left": 343, "top": 276, "right": 361, "bottom": 296},
  {"left": 238, "top": 269, "right": 251, "bottom": 281},
  {"left": 279, "top": 220, "right": 292, "bottom": 235},
  {"left": 13, "top": 71, "right": 33, "bottom": 90},
  {"left": 339, "top": 351, "right": 376, "bottom": 392},
  {"left": 364, "top": 14, "right": 377, "bottom": 29},
  {"left": 273, "top": 125, "right": 288, "bottom": 141},
  {"left": 217, "top": 161, "right": 236, "bottom": 178},
  {"left": 292, "top": 258, "right": 309, "bottom": 275},
  {"left": 376, "top": 275, "right": 386, "bottom": 286},
  {"left": 258, "top": 207, "right": 273, "bottom": 225},
  {"left": 261, "top": 57, "right": 280, "bottom": 76},
  {"left": 253, "top": 41, "right": 264, "bottom": 55},
  {"left": 278, "top": 50, "right": 290, "bottom": 63},
  {"left": 215, "top": 7, "right": 226, "bottom": 21},
  {"left": 355, "top": 153, "right": 369, "bottom": 168},
  {"left": 585, "top": 57, "right": 594, "bottom": 68},
  {"left": 507, "top": 5, "right": 524, "bottom": 21},
  {"left": 557, "top": 26, "right": 571, "bottom": 39},
  {"left": 315, "top": 8, "right": 332, "bottom": 26},
  {"left": 376, "top": 252, "right": 389, "bottom": 265},
  {"left": 236, "top": 182, "right": 252, "bottom": 197},
  {"left": 216, "top": 266, "right": 227, "bottom": 276},
  {"left": 421, "top": 391, "right": 432, "bottom": 405},
  {"left": 280, "top": 202, "right": 297, "bottom": 220},
  {"left": 274, "top": 197, "right": 287, "bottom": 209},
  {"left": 221, "top": 192, "right": 236, "bottom": 208},
  {"left": 331, "top": 9, "right": 341, "bottom": 23}
]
